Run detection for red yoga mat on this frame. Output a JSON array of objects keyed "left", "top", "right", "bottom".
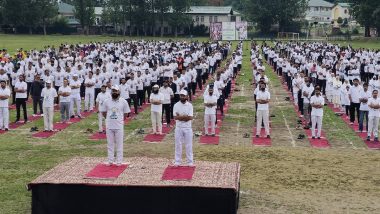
[
  {"left": 90, "top": 132, "right": 107, "bottom": 140},
  {"left": 161, "top": 165, "right": 195, "bottom": 181},
  {"left": 252, "top": 127, "right": 271, "bottom": 146},
  {"left": 85, "top": 163, "right": 128, "bottom": 179},
  {"left": 304, "top": 129, "right": 330, "bottom": 148},
  {"left": 199, "top": 135, "right": 219, "bottom": 145},
  {"left": 32, "top": 131, "right": 56, "bottom": 138},
  {"left": 9, "top": 115, "right": 41, "bottom": 129},
  {"left": 143, "top": 134, "right": 166, "bottom": 142}
]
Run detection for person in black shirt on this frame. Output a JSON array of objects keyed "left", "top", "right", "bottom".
[{"left": 30, "top": 75, "right": 44, "bottom": 116}]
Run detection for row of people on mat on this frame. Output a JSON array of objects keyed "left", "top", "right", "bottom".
[
  {"left": 0, "top": 40, "right": 239, "bottom": 131},
  {"left": 261, "top": 41, "right": 380, "bottom": 142}
]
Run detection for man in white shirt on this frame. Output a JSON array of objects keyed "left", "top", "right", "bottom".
[
  {"left": 96, "top": 84, "right": 111, "bottom": 133},
  {"left": 41, "top": 80, "right": 57, "bottom": 132},
  {"left": 367, "top": 89, "right": 380, "bottom": 142},
  {"left": 310, "top": 87, "right": 325, "bottom": 139},
  {"left": 302, "top": 78, "right": 314, "bottom": 128},
  {"left": 102, "top": 85, "right": 131, "bottom": 166},
  {"left": 70, "top": 74, "right": 82, "bottom": 118},
  {"left": 204, "top": 86, "right": 218, "bottom": 136},
  {"left": 159, "top": 80, "right": 174, "bottom": 127},
  {"left": 256, "top": 82, "right": 271, "bottom": 138},
  {"left": 349, "top": 78, "right": 362, "bottom": 125},
  {"left": 127, "top": 73, "right": 138, "bottom": 114},
  {"left": 359, "top": 83, "right": 371, "bottom": 132},
  {"left": 0, "top": 80, "right": 10, "bottom": 130},
  {"left": 58, "top": 79, "right": 71, "bottom": 123},
  {"left": 150, "top": 85, "right": 164, "bottom": 135},
  {"left": 15, "top": 75, "right": 28, "bottom": 123},
  {"left": 84, "top": 71, "right": 96, "bottom": 111},
  {"left": 173, "top": 90, "right": 194, "bottom": 166}
]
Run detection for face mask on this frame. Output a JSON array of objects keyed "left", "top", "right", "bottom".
[
  {"left": 306, "top": 83, "right": 310, "bottom": 86},
  {"left": 180, "top": 98, "right": 187, "bottom": 103},
  {"left": 112, "top": 93, "right": 119, "bottom": 99},
  {"left": 209, "top": 92, "right": 213, "bottom": 95},
  {"left": 260, "top": 88, "right": 265, "bottom": 91}
]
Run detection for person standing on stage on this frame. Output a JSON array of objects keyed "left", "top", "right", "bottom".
[
  {"left": 14, "top": 75, "right": 28, "bottom": 123},
  {"left": 204, "top": 86, "right": 218, "bottom": 136},
  {"left": 173, "top": 90, "right": 194, "bottom": 166},
  {"left": 102, "top": 85, "right": 131, "bottom": 166},
  {"left": 367, "top": 89, "right": 380, "bottom": 142},
  {"left": 255, "top": 82, "right": 271, "bottom": 138},
  {"left": 150, "top": 85, "right": 164, "bottom": 135},
  {"left": 0, "top": 80, "right": 10, "bottom": 131},
  {"left": 310, "top": 87, "right": 325, "bottom": 139},
  {"left": 41, "top": 80, "right": 57, "bottom": 132}
]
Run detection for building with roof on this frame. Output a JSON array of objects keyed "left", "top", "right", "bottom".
[
  {"left": 331, "top": 3, "right": 353, "bottom": 24},
  {"left": 188, "top": 6, "right": 241, "bottom": 27},
  {"left": 305, "top": 0, "right": 334, "bottom": 24},
  {"left": 57, "top": 2, "right": 80, "bottom": 26}
]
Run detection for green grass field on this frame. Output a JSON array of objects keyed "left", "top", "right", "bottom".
[{"left": 0, "top": 36, "right": 379, "bottom": 213}]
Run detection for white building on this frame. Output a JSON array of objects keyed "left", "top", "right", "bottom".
[
  {"left": 305, "top": 0, "right": 334, "bottom": 24},
  {"left": 188, "top": 6, "right": 241, "bottom": 27},
  {"left": 331, "top": 3, "right": 352, "bottom": 23}
]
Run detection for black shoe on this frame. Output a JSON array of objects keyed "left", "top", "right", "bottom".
[
  {"left": 256, "top": 135, "right": 259, "bottom": 138},
  {"left": 267, "top": 135, "right": 270, "bottom": 139},
  {"left": 4, "top": 128, "right": 8, "bottom": 131},
  {"left": 70, "top": 115, "right": 75, "bottom": 119},
  {"left": 367, "top": 136, "right": 370, "bottom": 141},
  {"left": 312, "top": 136, "right": 315, "bottom": 139},
  {"left": 317, "top": 137, "right": 321, "bottom": 139}
]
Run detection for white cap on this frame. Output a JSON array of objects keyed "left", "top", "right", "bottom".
[
  {"left": 153, "top": 84, "right": 159, "bottom": 88},
  {"left": 179, "top": 90, "right": 188, "bottom": 96},
  {"left": 73, "top": 74, "right": 78, "bottom": 77},
  {"left": 111, "top": 85, "right": 120, "bottom": 91},
  {"left": 45, "top": 80, "right": 52, "bottom": 84}
]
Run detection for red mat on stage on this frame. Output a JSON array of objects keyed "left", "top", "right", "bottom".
[
  {"left": 85, "top": 163, "right": 128, "bottom": 179},
  {"left": 161, "top": 165, "right": 195, "bottom": 181},
  {"left": 252, "top": 127, "right": 271, "bottom": 146}
]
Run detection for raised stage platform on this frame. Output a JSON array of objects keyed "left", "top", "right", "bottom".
[{"left": 28, "top": 157, "right": 240, "bottom": 214}]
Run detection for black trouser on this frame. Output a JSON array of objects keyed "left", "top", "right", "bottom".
[
  {"left": 16, "top": 98, "right": 27, "bottom": 121},
  {"left": 130, "top": 94, "right": 138, "bottom": 114},
  {"left": 32, "top": 96, "right": 43, "bottom": 115},
  {"left": 217, "top": 96, "right": 225, "bottom": 115},
  {"left": 95, "top": 88, "right": 101, "bottom": 103},
  {"left": 11, "top": 86, "right": 16, "bottom": 105},
  {"left": 171, "top": 94, "right": 180, "bottom": 119},
  {"left": 162, "top": 103, "right": 171, "bottom": 124},
  {"left": 350, "top": 102, "right": 360, "bottom": 123},
  {"left": 137, "top": 90, "right": 144, "bottom": 106},
  {"left": 233, "top": 67, "right": 238, "bottom": 78},
  {"left": 226, "top": 81, "right": 231, "bottom": 98},
  {"left": 298, "top": 91, "right": 303, "bottom": 115},
  {"left": 196, "top": 77, "right": 202, "bottom": 91},
  {"left": 202, "top": 72, "right": 208, "bottom": 84},
  {"left": 187, "top": 84, "right": 192, "bottom": 101},
  {"left": 80, "top": 83, "right": 85, "bottom": 98},
  {"left": 143, "top": 86, "right": 151, "bottom": 103},
  {"left": 27, "top": 82, "right": 32, "bottom": 100},
  {"left": 191, "top": 82, "right": 196, "bottom": 95},
  {"left": 317, "top": 79, "right": 326, "bottom": 94},
  {"left": 55, "top": 86, "right": 60, "bottom": 104}
]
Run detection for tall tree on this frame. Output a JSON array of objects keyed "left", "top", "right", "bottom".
[
  {"left": 36, "top": 0, "right": 58, "bottom": 35},
  {"left": 73, "top": 0, "right": 95, "bottom": 35},
  {"left": 169, "top": 0, "right": 191, "bottom": 37},
  {"left": 350, "top": 0, "right": 380, "bottom": 37},
  {"left": 154, "top": 0, "right": 171, "bottom": 37}
]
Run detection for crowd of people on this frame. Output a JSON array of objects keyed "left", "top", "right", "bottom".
[
  {"left": 260, "top": 41, "right": 380, "bottom": 142},
  {"left": 0, "top": 40, "right": 244, "bottom": 166}
]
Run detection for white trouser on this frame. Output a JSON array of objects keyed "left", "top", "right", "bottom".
[
  {"left": 0, "top": 107, "right": 9, "bottom": 129},
  {"left": 98, "top": 112, "right": 105, "bottom": 132},
  {"left": 43, "top": 107, "right": 54, "bottom": 131},
  {"left": 256, "top": 109, "right": 270, "bottom": 135},
  {"left": 204, "top": 114, "right": 216, "bottom": 135},
  {"left": 368, "top": 116, "right": 380, "bottom": 138},
  {"left": 106, "top": 129, "right": 124, "bottom": 163},
  {"left": 293, "top": 91, "right": 298, "bottom": 105},
  {"left": 311, "top": 115, "right": 323, "bottom": 137},
  {"left": 175, "top": 127, "right": 193, "bottom": 165},
  {"left": 151, "top": 111, "right": 162, "bottom": 133},
  {"left": 70, "top": 95, "right": 81, "bottom": 116},
  {"left": 84, "top": 90, "right": 94, "bottom": 111}
]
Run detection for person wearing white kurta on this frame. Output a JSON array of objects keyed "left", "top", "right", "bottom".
[
  {"left": 84, "top": 72, "right": 96, "bottom": 111},
  {"left": 58, "top": 79, "right": 71, "bottom": 123},
  {"left": 41, "top": 81, "right": 58, "bottom": 131},
  {"left": 150, "top": 85, "right": 164, "bottom": 135},
  {"left": 359, "top": 83, "right": 371, "bottom": 132},
  {"left": 69, "top": 74, "right": 82, "bottom": 118},
  {"left": 173, "top": 90, "right": 194, "bottom": 166},
  {"left": 96, "top": 85, "right": 111, "bottom": 133},
  {"left": 256, "top": 84, "right": 271, "bottom": 137},
  {"left": 0, "top": 80, "right": 10, "bottom": 130},
  {"left": 367, "top": 90, "right": 380, "bottom": 142},
  {"left": 204, "top": 87, "right": 218, "bottom": 136},
  {"left": 102, "top": 85, "right": 131, "bottom": 166},
  {"left": 310, "top": 88, "right": 325, "bottom": 138}
]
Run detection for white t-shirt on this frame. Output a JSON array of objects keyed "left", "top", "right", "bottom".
[
  {"left": 204, "top": 94, "right": 218, "bottom": 114},
  {"left": 348, "top": 85, "right": 362, "bottom": 104},
  {"left": 150, "top": 92, "right": 164, "bottom": 112},
  {"left": 84, "top": 77, "right": 96, "bottom": 92},
  {"left": 256, "top": 90, "right": 270, "bottom": 110},
  {"left": 159, "top": 87, "right": 174, "bottom": 104},
  {"left": 173, "top": 101, "right": 193, "bottom": 129},
  {"left": 0, "top": 87, "right": 11, "bottom": 107},
  {"left": 119, "top": 83, "right": 130, "bottom": 99},
  {"left": 58, "top": 86, "right": 71, "bottom": 103},
  {"left": 310, "top": 95, "right": 325, "bottom": 116},
  {"left": 96, "top": 92, "right": 111, "bottom": 112},
  {"left": 103, "top": 98, "right": 131, "bottom": 130},
  {"left": 359, "top": 89, "right": 372, "bottom": 111},
  {"left": 302, "top": 84, "right": 314, "bottom": 104},
  {"left": 15, "top": 81, "right": 27, "bottom": 99},
  {"left": 368, "top": 97, "right": 380, "bottom": 117},
  {"left": 69, "top": 79, "right": 81, "bottom": 97},
  {"left": 41, "top": 88, "right": 58, "bottom": 108}
]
